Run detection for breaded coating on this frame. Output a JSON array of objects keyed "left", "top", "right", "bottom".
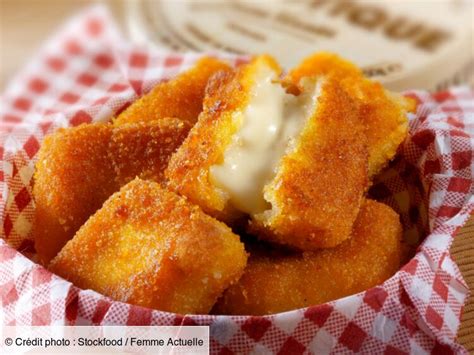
[
  {"left": 34, "top": 124, "right": 117, "bottom": 265},
  {"left": 109, "top": 118, "right": 191, "bottom": 185},
  {"left": 114, "top": 57, "right": 232, "bottom": 126},
  {"left": 286, "top": 52, "right": 415, "bottom": 177},
  {"left": 214, "top": 200, "right": 402, "bottom": 315},
  {"left": 166, "top": 56, "right": 279, "bottom": 222},
  {"left": 167, "top": 55, "right": 368, "bottom": 249},
  {"left": 251, "top": 78, "right": 368, "bottom": 250},
  {"left": 49, "top": 179, "right": 248, "bottom": 314},
  {"left": 34, "top": 119, "right": 189, "bottom": 265}
]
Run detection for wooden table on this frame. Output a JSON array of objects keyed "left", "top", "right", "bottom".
[
  {"left": 452, "top": 218, "right": 474, "bottom": 351},
  {"left": 1, "top": 0, "right": 473, "bottom": 351}
]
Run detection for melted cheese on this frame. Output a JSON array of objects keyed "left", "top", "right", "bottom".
[{"left": 210, "top": 68, "right": 321, "bottom": 214}]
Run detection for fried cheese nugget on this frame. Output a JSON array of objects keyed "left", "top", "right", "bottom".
[
  {"left": 214, "top": 200, "right": 402, "bottom": 315},
  {"left": 114, "top": 57, "right": 232, "bottom": 125},
  {"left": 34, "top": 119, "right": 190, "bottom": 265},
  {"left": 34, "top": 124, "right": 117, "bottom": 265},
  {"left": 49, "top": 179, "right": 248, "bottom": 314},
  {"left": 286, "top": 52, "right": 415, "bottom": 177},
  {"left": 109, "top": 118, "right": 191, "bottom": 185},
  {"left": 166, "top": 55, "right": 368, "bottom": 250}
]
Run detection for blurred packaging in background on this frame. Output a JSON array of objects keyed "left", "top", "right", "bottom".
[
  {"left": 125, "top": 0, "right": 474, "bottom": 91},
  {"left": 1, "top": 0, "right": 472, "bottom": 92}
]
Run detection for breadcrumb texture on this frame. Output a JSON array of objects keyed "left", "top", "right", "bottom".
[
  {"left": 166, "top": 55, "right": 281, "bottom": 222},
  {"left": 49, "top": 179, "right": 248, "bottom": 314},
  {"left": 215, "top": 200, "right": 402, "bottom": 315},
  {"left": 34, "top": 124, "right": 116, "bottom": 265},
  {"left": 34, "top": 119, "right": 189, "bottom": 265},
  {"left": 286, "top": 52, "right": 414, "bottom": 177},
  {"left": 114, "top": 57, "right": 232, "bottom": 126},
  {"left": 250, "top": 78, "right": 368, "bottom": 250},
  {"left": 109, "top": 118, "right": 191, "bottom": 185}
]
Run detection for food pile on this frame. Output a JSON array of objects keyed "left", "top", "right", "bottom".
[{"left": 33, "top": 53, "right": 416, "bottom": 316}]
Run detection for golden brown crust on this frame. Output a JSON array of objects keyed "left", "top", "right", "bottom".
[
  {"left": 34, "top": 124, "right": 117, "bottom": 265},
  {"left": 165, "top": 55, "right": 281, "bottom": 222},
  {"left": 49, "top": 179, "right": 248, "bottom": 314},
  {"left": 214, "top": 200, "right": 402, "bottom": 315},
  {"left": 109, "top": 118, "right": 191, "bottom": 185},
  {"left": 34, "top": 119, "right": 190, "bottom": 265},
  {"left": 114, "top": 57, "right": 232, "bottom": 126},
  {"left": 286, "top": 52, "right": 414, "bottom": 177},
  {"left": 251, "top": 78, "right": 368, "bottom": 250}
]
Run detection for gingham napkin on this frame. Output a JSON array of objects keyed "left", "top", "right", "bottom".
[{"left": 0, "top": 5, "right": 473, "bottom": 354}]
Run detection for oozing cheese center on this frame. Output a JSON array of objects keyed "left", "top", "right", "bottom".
[{"left": 210, "top": 68, "right": 320, "bottom": 215}]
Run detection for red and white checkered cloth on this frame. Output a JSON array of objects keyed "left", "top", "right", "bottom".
[{"left": 0, "top": 5, "right": 473, "bottom": 354}]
